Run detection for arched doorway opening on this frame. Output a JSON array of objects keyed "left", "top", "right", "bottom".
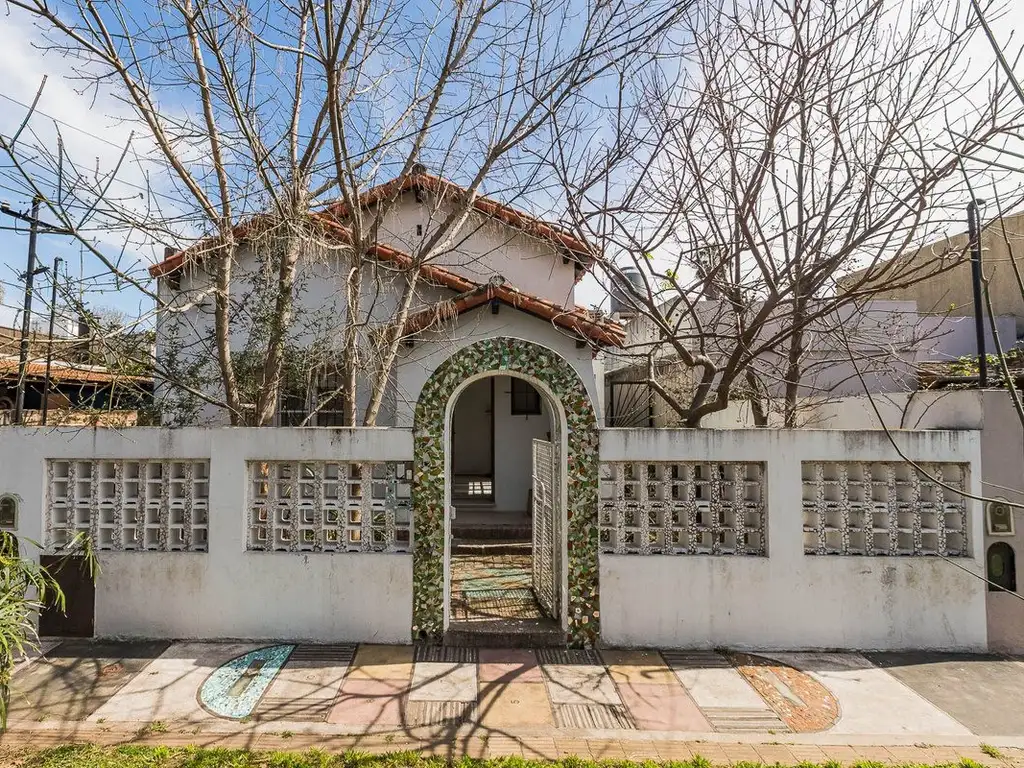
[
  {"left": 448, "top": 372, "right": 560, "bottom": 644},
  {"left": 412, "top": 337, "right": 600, "bottom": 647}
]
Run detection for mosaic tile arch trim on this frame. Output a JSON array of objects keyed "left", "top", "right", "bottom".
[{"left": 412, "top": 336, "right": 600, "bottom": 647}]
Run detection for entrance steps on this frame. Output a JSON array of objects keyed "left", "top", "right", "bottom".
[
  {"left": 444, "top": 618, "right": 564, "bottom": 648},
  {"left": 452, "top": 508, "right": 532, "bottom": 542},
  {"left": 452, "top": 538, "right": 530, "bottom": 556}
]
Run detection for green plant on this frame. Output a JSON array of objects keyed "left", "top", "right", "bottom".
[
  {"left": 980, "top": 745, "right": 1003, "bottom": 759},
  {"left": 145, "top": 721, "right": 168, "bottom": 734},
  {"left": 0, "top": 531, "right": 69, "bottom": 731}
]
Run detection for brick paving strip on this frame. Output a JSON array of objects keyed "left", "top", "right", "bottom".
[{"left": 2, "top": 726, "right": 1024, "bottom": 766}]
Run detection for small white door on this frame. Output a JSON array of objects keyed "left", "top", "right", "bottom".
[{"left": 531, "top": 438, "right": 558, "bottom": 618}]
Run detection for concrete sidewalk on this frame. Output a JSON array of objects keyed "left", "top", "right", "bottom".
[{"left": 7, "top": 640, "right": 1024, "bottom": 763}]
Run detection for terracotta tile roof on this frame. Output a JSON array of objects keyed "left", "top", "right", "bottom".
[
  {"left": 326, "top": 172, "right": 596, "bottom": 268},
  {"left": 149, "top": 172, "right": 596, "bottom": 278},
  {"left": 149, "top": 215, "right": 273, "bottom": 278},
  {"left": 148, "top": 211, "right": 621, "bottom": 347},
  {"left": 401, "top": 273, "right": 624, "bottom": 348},
  {"left": 0, "top": 356, "right": 150, "bottom": 385}
]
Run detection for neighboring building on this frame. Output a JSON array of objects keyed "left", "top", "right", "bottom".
[
  {"left": 839, "top": 208, "right": 1024, "bottom": 337},
  {"left": 605, "top": 295, "right": 1015, "bottom": 428},
  {"left": 0, "top": 355, "right": 151, "bottom": 425},
  {"left": 0, "top": 321, "right": 153, "bottom": 425}
]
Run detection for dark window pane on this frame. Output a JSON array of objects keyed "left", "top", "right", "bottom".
[{"left": 510, "top": 378, "right": 542, "bottom": 415}]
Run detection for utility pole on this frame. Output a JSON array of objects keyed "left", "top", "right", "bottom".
[
  {"left": 15, "top": 197, "right": 43, "bottom": 425},
  {"left": 42, "top": 257, "right": 63, "bottom": 426},
  {"left": 967, "top": 198, "right": 987, "bottom": 388},
  {"left": 0, "top": 198, "right": 71, "bottom": 425}
]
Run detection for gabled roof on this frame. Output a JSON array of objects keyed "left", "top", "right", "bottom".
[
  {"left": 316, "top": 218, "right": 624, "bottom": 348},
  {"left": 400, "top": 269, "right": 624, "bottom": 347},
  {"left": 326, "top": 171, "right": 596, "bottom": 270},
  {"left": 148, "top": 212, "right": 621, "bottom": 347},
  {"left": 149, "top": 172, "right": 596, "bottom": 279}
]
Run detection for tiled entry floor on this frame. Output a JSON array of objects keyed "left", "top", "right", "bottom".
[
  {"left": 12, "top": 643, "right": 993, "bottom": 738},
  {"left": 450, "top": 554, "right": 545, "bottom": 622}
]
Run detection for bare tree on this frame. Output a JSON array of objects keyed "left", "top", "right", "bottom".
[
  {"left": 2, "top": 0, "right": 685, "bottom": 425},
  {"left": 553, "top": 0, "right": 1024, "bottom": 427}
]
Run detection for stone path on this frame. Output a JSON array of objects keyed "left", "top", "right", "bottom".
[{"left": 7, "top": 640, "right": 1024, "bottom": 760}]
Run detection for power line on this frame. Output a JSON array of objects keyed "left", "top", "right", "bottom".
[{"left": 0, "top": 92, "right": 133, "bottom": 151}]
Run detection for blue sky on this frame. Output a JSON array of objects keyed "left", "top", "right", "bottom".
[
  {"left": 3, "top": 0, "right": 1021, "bottom": 334},
  {"left": 0, "top": 0, "right": 620, "bottom": 333}
]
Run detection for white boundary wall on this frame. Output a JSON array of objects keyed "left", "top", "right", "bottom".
[
  {"left": 598, "top": 428, "right": 986, "bottom": 651},
  {"left": 1, "top": 427, "right": 413, "bottom": 643},
  {"left": 0, "top": 424, "right": 987, "bottom": 650}
]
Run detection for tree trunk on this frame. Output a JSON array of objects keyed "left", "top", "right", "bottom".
[
  {"left": 783, "top": 301, "right": 808, "bottom": 428},
  {"left": 338, "top": 254, "right": 363, "bottom": 426},
  {"left": 213, "top": 241, "right": 243, "bottom": 425},
  {"left": 254, "top": 232, "right": 302, "bottom": 426},
  {"left": 363, "top": 271, "right": 420, "bottom": 425},
  {"left": 746, "top": 369, "right": 768, "bottom": 427}
]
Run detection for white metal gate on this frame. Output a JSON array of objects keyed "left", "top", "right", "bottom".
[{"left": 531, "top": 438, "right": 558, "bottom": 619}]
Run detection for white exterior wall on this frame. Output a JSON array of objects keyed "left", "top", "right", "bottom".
[
  {"left": 450, "top": 374, "right": 555, "bottom": 511},
  {"left": 492, "top": 376, "right": 553, "bottom": 511},
  {"left": 0, "top": 427, "right": 412, "bottom": 642},
  {"left": 451, "top": 378, "right": 494, "bottom": 476},
  {"left": 598, "top": 428, "right": 986, "bottom": 651},
  {"left": 155, "top": 197, "right": 584, "bottom": 427},
  {"left": 376, "top": 196, "right": 578, "bottom": 308},
  {"left": 155, "top": 251, "right": 410, "bottom": 427},
  {"left": 394, "top": 309, "right": 601, "bottom": 427}
]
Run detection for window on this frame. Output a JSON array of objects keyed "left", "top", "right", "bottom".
[
  {"left": 510, "top": 378, "right": 542, "bottom": 415},
  {"left": 314, "top": 368, "right": 347, "bottom": 426},
  {"left": 277, "top": 388, "right": 309, "bottom": 426},
  {"left": 988, "top": 542, "right": 1017, "bottom": 592},
  {"left": 276, "top": 365, "right": 350, "bottom": 426},
  {"left": 0, "top": 495, "right": 16, "bottom": 528}
]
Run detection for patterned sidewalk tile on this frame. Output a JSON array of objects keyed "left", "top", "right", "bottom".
[
  {"left": 478, "top": 681, "right": 553, "bottom": 726},
  {"left": 327, "top": 678, "right": 406, "bottom": 726},
  {"left": 479, "top": 648, "right": 544, "bottom": 683},
  {"left": 616, "top": 681, "right": 711, "bottom": 731},
  {"left": 409, "top": 662, "right": 477, "bottom": 702},
  {"left": 672, "top": 663, "right": 770, "bottom": 710},
  {"left": 602, "top": 649, "right": 678, "bottom": 684},
  {"left": 544, "top": 664, "right": 621, "bottom": 706},
  {"left": 346, "top": 645, "right": 414, "bottom": 682}
]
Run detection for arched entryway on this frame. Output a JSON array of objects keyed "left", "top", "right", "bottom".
[{"left": 412, "top": 337, "right": 600, "bottom": 647}]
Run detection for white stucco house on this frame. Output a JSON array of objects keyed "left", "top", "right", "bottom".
[{"left": 0, "top": 172, "right": 993, "bottom": 651}]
